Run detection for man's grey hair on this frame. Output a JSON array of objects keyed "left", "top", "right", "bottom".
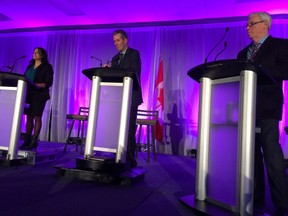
[{"left": 249, "top": 12, "right": 272, "bottom": 29}]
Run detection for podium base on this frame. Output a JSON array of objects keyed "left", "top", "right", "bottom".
[
  {"left": 0, "top": 156, "right": 27, "bottom": 167},
  {"left": 54, "top": 161, "right": 146, "bottom": 186},
  {"left": 1, "top": 148, "right": 57, "bottom": 165},
  {"left": 18, "top": 149, "right": 57, "bottom": 165},
  {"left": 179, "top": 194, "right": 239, "bottom": 216},
  {"left": 76, "top": 156, "right": 129, "bottom": 173}
]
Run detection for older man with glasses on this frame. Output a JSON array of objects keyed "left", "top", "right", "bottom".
[{"left": 238, "top": 12, "right": 288, "bottom": 215}]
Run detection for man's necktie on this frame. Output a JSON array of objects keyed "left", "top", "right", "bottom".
[
  {"left": 118, "top": 53, "right": 124, "bottom": 66},
  {"left": 250, "top": 43, "right": 260, "bottom": 60}
]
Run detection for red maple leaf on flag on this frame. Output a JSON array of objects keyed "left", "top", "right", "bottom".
[{"left": 155, "top": 57, "right": 164, "bottom": 143}]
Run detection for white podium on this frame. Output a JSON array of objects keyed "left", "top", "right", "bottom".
[
  {"left": 180, "top": 59, "right": 275, "bottom": 215},
  {"left": 0, "top": 72, "right": 35, "bottom": 165},
  {"left": 75, "top": 67, "right": 142, "bottom": 172}
]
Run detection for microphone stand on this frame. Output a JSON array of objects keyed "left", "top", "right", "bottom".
[
  {"left": 214, "top": 42, "right": 228, "bottom": 61},
  {"left": 91, "top": 56, "right": 103, "bottom": 67},
  {"left": 204, "top": 27, "right": 229, "bottom": 63},
  {"left": 9, "top": 55, "right": 26, "bottom": 73},
  {"left": 0, "top": 66, "right": 11, "bottom": 72}
]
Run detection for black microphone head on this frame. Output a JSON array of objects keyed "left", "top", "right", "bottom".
[
  {"left": 224, "top": 42, "right": 227, "bottom": 47},
  {"left": 21, "top": 55, "right": 27, "bottom": 58},
  {"left": 225, "top": 27, "right": 230, "bottom": 32},
  {"left": 91, "top": 56, "right": 94, "bottom": 58}
]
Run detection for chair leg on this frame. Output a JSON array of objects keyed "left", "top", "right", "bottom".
[
  {"left": 135, "top": 124, "right": 142, "bottom": 158},
  {"left": 75, "top": 120, "right": 82, "bottom": 152},
  {"left": 64, "top": 120, "right": 75, "bottom": 153},
  {"left": 135, "top": 123, "right": 157, "bottom": 163},
  {"left": 152, "top": 126, "right": 157, "bottom": 161},
  {"left": 147, "top": 125, "right": 151, "bottom": 163},
  {"left": 135, "top": 124, "right": 139, "bottom": 158},
  {"left": 80, "top": 120, "right": 85, "bottom": 154}
]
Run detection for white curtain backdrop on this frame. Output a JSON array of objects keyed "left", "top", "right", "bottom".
[{"left": 1, "top": 17, "right": 288, "bottom": 156}]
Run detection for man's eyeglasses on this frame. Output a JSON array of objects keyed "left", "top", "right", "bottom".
[{"left": 246, "top": 20, "right": 265, "bottom": 28}]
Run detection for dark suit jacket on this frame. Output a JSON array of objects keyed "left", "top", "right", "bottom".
[
  {"left": 25, "top": 62, "right": 54, "bottom": 102},
  {"left": 237, "top": 36, "right": 288, "bottom": 120},
  {"left": 111, "top": 47, "right": 143, "bottom": 106}
]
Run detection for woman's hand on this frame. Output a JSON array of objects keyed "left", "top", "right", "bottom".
[{"left": 35, "top": 83, "right": 46, "bottom": 88}]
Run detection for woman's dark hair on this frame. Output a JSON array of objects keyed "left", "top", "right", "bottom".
[{"left": 29, "top": 47, "right": 49, "bottom": 65}]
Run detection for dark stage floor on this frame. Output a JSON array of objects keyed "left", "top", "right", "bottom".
[{"left": 0, "top": 142, "right": 283, "bottom": 216}]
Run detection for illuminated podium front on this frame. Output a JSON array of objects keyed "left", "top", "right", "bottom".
[
  {"left": 0, "top": 72, "right": 33, "bottom": 165},
  {"left": 55, "top": 67, "right": 144, "bottom": 184},
  {"left": 80, "top": 67, "right": 140, "bottom": 166},
  {"left": 180, "top": 59, "right": 275, "bottom": 215}
]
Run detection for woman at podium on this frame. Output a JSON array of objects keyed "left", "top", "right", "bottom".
[{"left": 20, "top": 47, "right": 54, "bottom": 150}]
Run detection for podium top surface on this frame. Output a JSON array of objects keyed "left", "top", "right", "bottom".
[
  {"left": 0, "top": 71, "right": 37, "bottom": 88},
  {"left": 82, "top": 67, "right": 141, "bottom": 89},
  {"left": 0, "top": 71, "right": 27, "bottom": 81},
  {"left": 187, "top": 59, "right": 275, "bottom": 85}
]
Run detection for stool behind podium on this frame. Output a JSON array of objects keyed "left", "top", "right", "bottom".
[
  {"left": 64, "top": 107, "right": 89, "bottom": 153},
  {"left": 135, "top": 109, "right": 158, "bottom": 163}
]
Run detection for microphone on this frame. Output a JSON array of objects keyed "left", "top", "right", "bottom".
[
  {"left": 106, "top": 59, "right": 111, "bottom": 65},
  {"left": 214, "top": 42, "right": 228, "bottom": 61},
  {"left": 204, "top": 27, "right": 229, "bottom": 63},
  {"left": 9, "top": 55, "right": 27, "bottom": 73},
  {"left": 0, "top": 66, "right": 11, "bottom": 72},
  {"left": 91, "top": 56, "right": 103, "bottom": 67},
  {"left": 102, "top": 60, "right": 112, "bottom": 68}
]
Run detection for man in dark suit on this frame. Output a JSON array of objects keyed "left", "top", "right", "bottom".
[
  {"left": 110, "top": 29, "right": 143, "bottom": 168},
  {"left": 237, "top": 12, "right": 288, "bottom": 214}
]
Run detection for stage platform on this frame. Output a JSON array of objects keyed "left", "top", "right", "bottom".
[{"left": 0, "top": 141, "right": 283, "bottom": 216}]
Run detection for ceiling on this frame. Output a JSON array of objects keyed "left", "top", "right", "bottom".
[{"left": 0, "top": 0, "right": 288, "bottom": 32}]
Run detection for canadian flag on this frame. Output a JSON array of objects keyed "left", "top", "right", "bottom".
[{"left": 155, "top": 57, "right": 164, "bottom": 143}]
